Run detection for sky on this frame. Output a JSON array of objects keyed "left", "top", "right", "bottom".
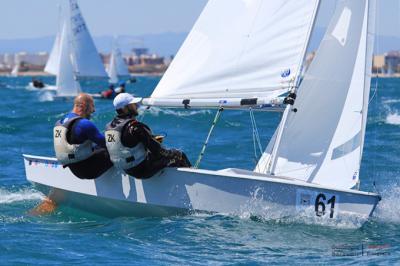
[{"left": 0, "top": 0, "right": 399, "bottom": 39}]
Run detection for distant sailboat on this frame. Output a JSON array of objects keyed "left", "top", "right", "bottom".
[
  {"left": 24, "top": 0, "right": 381, "bottom": 226},
  {"left": 33, "top": 0, "right": 107, "bottom": 96},
  {"left": 107, "top": 39, "right": 130, "bottom": 84},
  {"left": 10, "top": 63, "right": 19, "bottom": 77}
]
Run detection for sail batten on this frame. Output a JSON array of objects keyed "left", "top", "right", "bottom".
[{"left": 149, "top": 0, "right": 320, "bottom": 108}]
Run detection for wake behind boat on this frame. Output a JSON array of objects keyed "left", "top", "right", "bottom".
[{"left": 24, "top": 0, "right": 382, "bottom": 226}]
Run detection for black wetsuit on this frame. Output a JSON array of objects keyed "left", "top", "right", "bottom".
[{"left": 109, "top": 114, "right": 191, "bottom": 179}]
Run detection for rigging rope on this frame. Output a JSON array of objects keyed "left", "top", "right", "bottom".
[
  {"left": 194, "top": 107, "right": 224, "bottom": 169},
  {"left": 249, "top": 108, "right": 264, "bottom": 167}
]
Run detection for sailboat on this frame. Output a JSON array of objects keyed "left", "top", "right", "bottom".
[
  {"left": 29, "top": 0, "right": 107, "bottom": 96},
  {"left": 107, "top": 39, "right": 130, "bottom": 85},
  {"left": 23, "top": 0, "right": 381, "bottom": 226},
  {"left": 10, "top": 62, "right": 20, "bottom": 77}
]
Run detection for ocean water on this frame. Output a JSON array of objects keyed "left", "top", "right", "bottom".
[{"left": 0, "top": 76, "right": 399, "bottom": 264}]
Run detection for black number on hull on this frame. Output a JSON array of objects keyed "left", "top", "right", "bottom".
[
  {"left": 315, "top": 193, "right": 326, "bottom": 216},
  {"left": 314, "top": 193, "right": 336, "bottom": 218}
]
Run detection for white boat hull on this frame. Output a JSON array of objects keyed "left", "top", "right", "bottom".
[{"left": 23, "top": 154, "right": 380, "bottom": 225}]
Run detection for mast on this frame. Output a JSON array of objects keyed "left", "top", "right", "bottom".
[
  {"left": 359, "top": 0, "right": 376, "bottom": 167},
  {"left": 267, "top": 0, "right": 321, "bottom": 175}
]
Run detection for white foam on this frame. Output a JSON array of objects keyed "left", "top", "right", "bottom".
[
  {"left": 139, "top": 106, "right": 211, "bottom": 117},
  {"left": 374, "top": 186, "right": 400, "bottom": 224},
  {"left": 38, "top": 91, "right": 55, "bottom": 102},
  {"left": 382, "top": 99, "right": 400, "bottom": 104},
  {"left": 0, "top": 188, "right": 44, "bottom": 204},
  {"left": 385, "top": 112, "right": 400, "bottom": 125}
]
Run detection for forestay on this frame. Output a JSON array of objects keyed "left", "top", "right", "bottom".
[
  {"left": 68, "top": 0, "right": 107, "bottom": 78},
  {"left": 56, "top": 20, "right": 81, "bottom": 97},
  {"left": 256, "top": 0, "right": 376, "bottom": 190},
  {"left": 144, "top": 0, "right": 320, "bottom": 109}
]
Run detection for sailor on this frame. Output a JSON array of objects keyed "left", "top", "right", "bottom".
[
  {"left": 114, "top": 82, "right": 126, "bottom": 96},
  {"left": 53, "top": 93, "right": 113, "bottom": 179},
  {"left": 101, "top": 84, "right": 116, "bottom": 99},
  {"left": 105, "top": 93, "right": 191, "bottom": 179},
  {"left": 32, "top": 78, "right": 45, "bottom": 89}
]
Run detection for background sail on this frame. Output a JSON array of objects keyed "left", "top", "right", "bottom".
[
  {"left": 107, "top": 41, "right": 129, "bottom": 84},
  {"left": 147, "top": 0, "right": 320, "bottom": 108},
  {"left": 44, "top": 5, "right": 62, "bottom": 75},
  {"left": 68, "top": 0, "right": 107, "bottom": 78},
  {"left": 56, "top": 21, "right": 81, "bottom": 97},
  {"left": 44, "top": 30, "right": 61, "bottom": 75},
  {"left": 256, "top": 0, "right": 376, "bottom": 190}
]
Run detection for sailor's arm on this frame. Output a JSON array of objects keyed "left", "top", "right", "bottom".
[
  {"left": 81, "top": 120, "right": 106, "bottom": 148},
  {"left": 128, "top": 122, "right": 163, "bottom": 154}
]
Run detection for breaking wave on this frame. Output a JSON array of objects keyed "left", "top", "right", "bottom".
[
  {"left": 374, "top": 185, "right": 400, "bottom": 224},
  {"left": 385, "top": 112, "right": 400, "bottom": 125},
  {"left": 139, "top": 106, "right": 212, "bottom": 117},
  {"left": 38, "top": 91, "right": 55, "bottom": 102},
  {"left": 235, "top": 187, "right": 367, "bottom": 229},
  {"left": 0, "top": 188, "right": 44, "bottom": 204},
  {"left": 382, "top": 99, "right": 400, "bottom": 104}
]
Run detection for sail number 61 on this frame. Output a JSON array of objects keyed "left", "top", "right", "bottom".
[{"left": 314, "top": 193, "right": 336, "bottom": 218}]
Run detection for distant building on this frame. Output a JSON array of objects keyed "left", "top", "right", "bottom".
[
  {"left": 385, "top": 51, "right": 400, "bottom": 75},
  {"left": 373, "top": 55, "right": 385, "bottom": 70}
]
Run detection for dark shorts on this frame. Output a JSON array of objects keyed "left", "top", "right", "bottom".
[{"left": 67, "top": 148, "right": 113, "bottom": 179}]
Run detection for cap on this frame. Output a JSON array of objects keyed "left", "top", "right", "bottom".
[{"left": 113, "top": 93, "right": 142, "bottom": 110}]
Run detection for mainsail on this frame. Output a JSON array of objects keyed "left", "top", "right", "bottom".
[
  {"left": 107, "top": 40, "right": 129, "bottom": 84},
  {"left": 144, "top": 0, "right": 320, "bottom": 109},
  {"left": 256, "top": 0, "right": 376, "bottom": 190},
  {"left": 56, "top": 20, "right": 81, "bottom": 97},
  {"left": 68, "top": 0, "right": 107, "bottom": 78}
]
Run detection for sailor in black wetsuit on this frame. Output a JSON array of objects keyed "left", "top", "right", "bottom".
[
  {"left": 105, "top": 93, "right": 191, "bottom": 179},
  {"left": 53, "top": 93, "right": 113, "bottom": 179}
]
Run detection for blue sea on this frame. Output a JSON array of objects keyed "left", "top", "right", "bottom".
[{"left": 0, "top": 76, "right": 399, "bottom": 264}]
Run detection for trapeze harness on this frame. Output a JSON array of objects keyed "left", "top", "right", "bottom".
[
  {"left": 53, "top": 117, "right": 93, "bottom": 166},
  {"left": 105, "top": 119, "right": 147, "bottom": 170}
]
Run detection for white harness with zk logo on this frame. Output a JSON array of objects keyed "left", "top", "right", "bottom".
[{"left": 105, "top": 119, "right": 146, "bottom": 170}]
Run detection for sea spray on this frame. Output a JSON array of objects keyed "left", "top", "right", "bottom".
[
  {"left": 0, "top": 187, "right": 44, "bottom": 204},
  {"left": 374, "top": 185, "right": 400, "bottom": 224}
]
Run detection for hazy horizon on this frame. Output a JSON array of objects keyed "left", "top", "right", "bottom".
[{"left": 1, "top": 0, "right": 399, "bottom": 39}]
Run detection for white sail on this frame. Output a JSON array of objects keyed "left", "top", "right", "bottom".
[
  {"left": 107, "top": 41, "right": 129, "bottom": 84},
  {"left": 44, "top": 4, "right": 63, "bottom": 75},
  {"left": 45, "top": 30, "right": 61, "bottom": 75},
  {"left": 256, "top": 0, "right": 376, "bottom": 190},
  {"left": 68, "top": 0, "right": 106, "bottom": 78},
  {"left": 56, "top": 20, "right": 81, "bottom": 97},
  {"left": 107, "top": 51, "right": 119, "bottom": 84},
  {"left": 10, "top": 63, "right": 19, "bottom": 77},
  {"left": 145, "top": 0, "right": 320, "bottom": 108}
]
